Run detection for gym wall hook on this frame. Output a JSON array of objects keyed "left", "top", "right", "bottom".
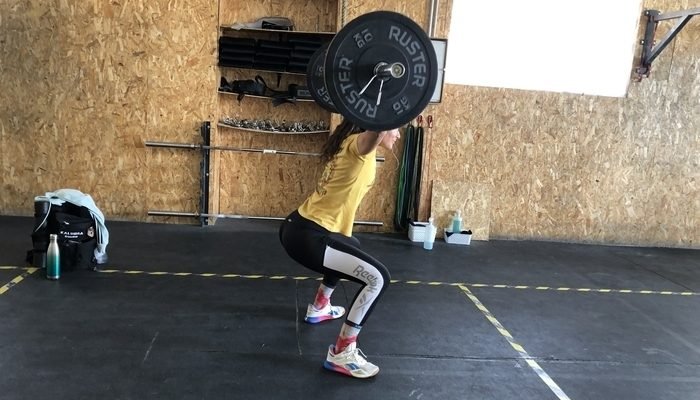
[{"left": 635, "top": 7, "right": 700, "bottom": 79}]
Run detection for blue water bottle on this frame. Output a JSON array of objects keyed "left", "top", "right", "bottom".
[{"left": 46, "top": 234, "right": 60, "bottom": 280}]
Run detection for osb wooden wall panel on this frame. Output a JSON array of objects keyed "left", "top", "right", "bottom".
[
  {"left": 2, "top": 0, "right": 695, "bottom": 247},
  {"left": 418, "top": 0, "right": 698, "bottom": 247},
  {"left": 432, "top": 181, "right": 490, "bottom": 240},
  {"left": 143, "top": 0, "right": 218, "bottom": 223},
  {"left": 352, "top": 146, "right": 402, "bottom": 229},
  {"left": 0, "top": 0, "right": 218, "bottom": 222},
  {"left": 218, "top": 150, "right": 324, "bottom": 218},
  {"left": 214, "top": 0, "right": 435, "bottom": 229},
  {"left": 219, "top": 0, "right": 338, "bottom": 32},
  {"left": 216, "top": 68, "right": 327, "bottom": 218},
  {"left": 216, "top": 81, "right": 400, "bottom": 226},
  {"left": 215, "top": 4, "right": 399, "bottom": 229},
  {"left": 1, "top": 1, "right": 149, "bottom": 218}
]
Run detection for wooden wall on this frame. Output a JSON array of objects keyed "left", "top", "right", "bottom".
[
  {"left": 0, "top": 0, "right": 218, "bottom": 222},
  {"left": 216, "top": 0, "right": 336, "bottom": 221},
  {"left": 0, "top": 0, "right": 696, "bottom": 248},
  {"left": 418, "top": 0, "right": 698, "bottom": 247}
]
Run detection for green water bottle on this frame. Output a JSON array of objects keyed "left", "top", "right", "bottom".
[{"left": 46, "top": 234, "right": 60, "bottom": 280}]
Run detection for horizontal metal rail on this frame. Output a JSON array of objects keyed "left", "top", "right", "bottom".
[
  {"left": 145, "top": 140, "right": 386, "bottom": 162},
  {"left": 148, "top": 210, "right": 383, "bottom": 226}
]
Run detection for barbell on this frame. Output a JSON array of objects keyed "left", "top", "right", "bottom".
[{"left": 306, "top": 11, "right": 438, "bottom": 131}]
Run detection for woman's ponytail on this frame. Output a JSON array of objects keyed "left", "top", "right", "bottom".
[{"left": 319, "top": 119, "right": 363, "bottom": 164}]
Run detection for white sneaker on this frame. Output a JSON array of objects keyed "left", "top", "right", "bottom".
[
  {"left": 304, "top": 303, "right": 345, "bottom": 324},
  {"left": 323, "top": 342, "right": 379, "bottom": 378}
]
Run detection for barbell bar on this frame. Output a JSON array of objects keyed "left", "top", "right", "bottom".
[
  {"left": 147, "top": 210, "right": 383, "bottom": 226},
  {"left": 144, "top": 140, "right": 385, "bottom": 162},
  {"left": 145, "top": 140, "right": 318, "bottom": 157}
]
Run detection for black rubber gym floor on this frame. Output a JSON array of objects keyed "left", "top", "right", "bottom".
[{"left": 1, "top": 215, "right": 698, "bottom": 400}]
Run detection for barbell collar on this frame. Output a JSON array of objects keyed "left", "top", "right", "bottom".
[{"left": 375, "top": 62, "right": 406, "bottom": 79}]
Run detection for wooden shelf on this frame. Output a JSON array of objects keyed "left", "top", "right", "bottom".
[
  {"left": 220, "top": 26, "right": 335, "bottom": 37},
  {"left": 217, "top": 90, "right": 316, "bottom": 102},
  {"left": 218, "top": 65, "right": 306, "bottom": 76},
  {"left": 217, "top": 122, "right": 329, "bottom": 135}
]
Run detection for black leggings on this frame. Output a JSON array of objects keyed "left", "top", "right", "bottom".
[{"left": 279, "top": 210, "right": 390, "bottom": 327}]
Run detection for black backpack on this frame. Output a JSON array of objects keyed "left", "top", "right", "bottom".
[{"left": 29, "top": 201, "right": 98, "bottom": 271}]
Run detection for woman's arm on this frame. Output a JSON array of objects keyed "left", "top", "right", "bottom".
[{"left": 356, "top": 130, "right": 386, "bottom": 156}]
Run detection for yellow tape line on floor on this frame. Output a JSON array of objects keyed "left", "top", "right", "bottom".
[
  {"left": 94, "top": 268, "right": 699, "bottom": 297},
  {"left": 0, "top": 268, "right": 39, "bottom": 296},
  {"left": 2, "top": 266, "right": 697, "bottom": 297},
  {"left": 458, "top": 285, "right": 572, "bottom": 400}
]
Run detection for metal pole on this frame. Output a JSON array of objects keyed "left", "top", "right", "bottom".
[
  {"left": 145, "top": 141, "right": 321, "bottom": 157},
  {"left": 145, "top": 140, "right": 385, "bottom": 161},
  {"left": 340, "top": 0, "right": 346, "bottom": 27},
  {"left": 427, "top": 0, "right": 439, "bottom": 37},
  {"left": 148, "top": 210, "right": 383, "bottom": 226},
  {"left": 199, "top": 122, "right": 211, "bottom": 226}
]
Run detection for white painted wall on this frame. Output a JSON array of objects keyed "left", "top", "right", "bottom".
[{"left": 445, "top": 0, "right": 643, "bottom": 97}]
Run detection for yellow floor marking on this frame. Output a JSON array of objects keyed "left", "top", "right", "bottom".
[
  {"left": 2, "top": 266, "right": 697, "bottom": 297},
  {"left": 0, "top": 268, "right": 39, "bottom": 296},
  {"left": 458, "top": 285, "right": 572, "bottom": 400}
]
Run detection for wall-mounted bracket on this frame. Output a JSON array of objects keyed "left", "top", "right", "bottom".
[{"left": 636, "top": 7, "right": 700, "bottom": 78}]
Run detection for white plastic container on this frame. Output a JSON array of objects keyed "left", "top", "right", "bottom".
[
  {"left": 444, "top": 229, "right": 472, "bottom": 245},
  {"left": 408, "top": 221, "right": 428, "bottom": 242},
  {"left": 423, "top": 217, "right": 437, "bottom": 250}
]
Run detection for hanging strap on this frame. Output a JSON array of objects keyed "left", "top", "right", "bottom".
[
  {"left": 394, "top": 123, "right": 416, "bottom": 231},
  {"left": 410, "top": 119, "right": 425, "bottom": 222}
]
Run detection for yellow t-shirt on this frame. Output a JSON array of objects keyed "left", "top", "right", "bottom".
[{"left": 298, "top": 134, "right": 376, "bottom": 236}]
